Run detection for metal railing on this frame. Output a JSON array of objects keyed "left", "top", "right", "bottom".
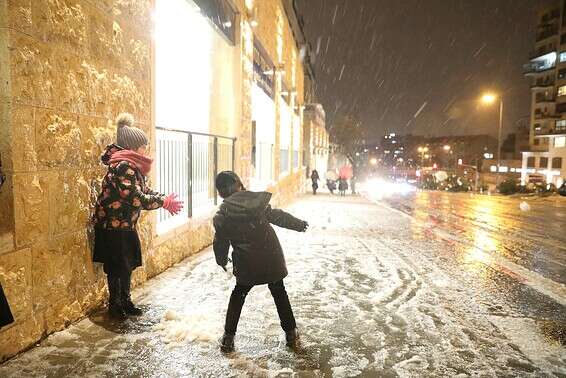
[{"left": 156, "top": 127, "right": 235, "bottom": 232}]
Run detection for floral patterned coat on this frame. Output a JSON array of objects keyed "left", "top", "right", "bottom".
[{"left": 93, "top": 144, "right": 164, "bottom": 230}]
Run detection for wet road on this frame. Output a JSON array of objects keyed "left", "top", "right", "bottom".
[
  {"left": 0, "top": 193, "right": 565, "bottom": 377},
  {"left": 380, "top": 191, "right": 566, "bottom": 285}
]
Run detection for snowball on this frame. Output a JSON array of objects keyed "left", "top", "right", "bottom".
[{"left": 519, "top": 201, "right": 530, "bottom": 212}]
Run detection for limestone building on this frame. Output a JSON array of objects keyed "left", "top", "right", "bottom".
[{"left": 0, "top": 0, "right": 310, "bottom": 360}]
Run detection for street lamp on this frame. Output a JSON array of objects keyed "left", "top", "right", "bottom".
[
  {"left": 480, "top": 92, "right": 504, "bottom": 186},
  {"left": 369, "top": 157, "right": 377, "bottom": 165}
]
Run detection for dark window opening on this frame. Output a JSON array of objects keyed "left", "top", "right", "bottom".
[
  {"left": 527, "top": 157, "right": 536, "bottom": 168},
  {"left": 193, "top": 0, "right": 237, "bottom": 44},
  {"left": 552, "top": 157, "right": 563, "bottom": 168},
  {"left": 540, "top": 157, "right": 548, "bottom": 168},
  {"left": 253, "top": 40, "right": 275, "bottom": 97}
]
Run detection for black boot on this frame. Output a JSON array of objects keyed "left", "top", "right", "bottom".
[
  {"left": 121, "top": 271, "right": 143, "bottom": 316},
  {"left": 285, "top": 328, "right": 299, "bottom": 348},
  {"left": 107, "top": 275, "right": 127, "bottom": 320},
  {"left": 219, "top": 333, "right": 235, "bottom": 353}
]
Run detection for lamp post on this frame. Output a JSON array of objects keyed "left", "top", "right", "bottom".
[{"left": 481, "top": 93, "right": 503, "bottom": 187}]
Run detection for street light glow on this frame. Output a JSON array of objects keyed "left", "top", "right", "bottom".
[
  {"left": 370, "top": 157, "right": 378, "bottom": 165},
  {"left": 443, "top": 145, "right": 451, "bottom": 151},
  {"left": 481, "top": 93, "right": 497, "bottom": 105}
]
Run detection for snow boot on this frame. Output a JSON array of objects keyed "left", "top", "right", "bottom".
[
  {"left": 220, "top": 333, "right": 235, "bottom": 353},
  {"left": 107, "top": 275, "right": 127, "bottom": 320},
  {"left": 121, "top": 274, "right": 143, "bottom": 316},
  {"left": 285, "top": 328, "right": 299, "bottom": 348}
]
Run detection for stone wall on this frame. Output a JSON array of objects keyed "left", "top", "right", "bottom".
[{"left": 0, "top": 0, "right": 307, "bottom": 361}]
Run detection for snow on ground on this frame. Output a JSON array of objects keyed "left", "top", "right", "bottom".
[{"left": 0, "top": 194, "right": 564, "bottom": 377}]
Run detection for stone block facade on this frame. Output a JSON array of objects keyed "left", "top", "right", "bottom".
[{"left": 0, "top": 0, "right": 308, "bottom": 361}]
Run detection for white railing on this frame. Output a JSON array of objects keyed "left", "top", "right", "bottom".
[{"left": 156, "top": 127, "right": 235, "bottom": 233}]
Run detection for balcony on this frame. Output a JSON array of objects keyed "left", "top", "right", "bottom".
[
  {"left": 524, "top": 61, "right": 556, "bottom": 76},
  {"left": 535, "top": 127, "right": 566, "bottom": 137},
  {"left": 531, "top": 79, "right": 555, "bottom": 89},
  {"left": 535, "top": 94, "right": 556, "bottom": 103},
  {"left": 536, "top": 26, "right": 559, "bottom": 42},
  {"left": 534, "top": 111, "right": 561, "bottom": 120},
  {"left": 529, "top": 46, "right": 556, "bottom": 60}
]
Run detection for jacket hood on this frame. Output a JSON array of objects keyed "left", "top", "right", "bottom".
[
  {"left": 101, "top": 144, "right": 125, "bottom": 165},
  {"left": 220, "top": 191, "right": 272, "bottom": 221}
]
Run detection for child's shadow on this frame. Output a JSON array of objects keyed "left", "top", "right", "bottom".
[{"left": 88, "top": 304, "right": 164, "bottom": 335}]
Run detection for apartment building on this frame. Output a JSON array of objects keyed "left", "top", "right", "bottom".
[
  {"left": 0, "top": 0, "right": 311, "bottom": 360},
  {"left": 522, "top": 1, "right": 566, "bottom": 186}
]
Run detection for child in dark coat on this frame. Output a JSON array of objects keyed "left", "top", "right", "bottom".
[
  {"left": 213, "top": 171, "right": 308, "bottom": 352},
  {"left": 92, "top": 113, "right": 183, "bottom": 319}
]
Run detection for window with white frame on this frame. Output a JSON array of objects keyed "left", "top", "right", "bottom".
[
  {"left": 279, "top": 95, "right": 291, "bottom": 175},
  {"left": 292, "top": 113, "right": 300, "bottom": 168},
  {"left": 559, "top": 85, "right": 566, "bottom": 96},
  {"left": 154, "top": 0, "right": 236, "bottom": 233},
  {"left": 251, "top": 83, "right": 275, "bottom": 186}
]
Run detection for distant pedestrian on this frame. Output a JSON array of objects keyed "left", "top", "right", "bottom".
[
  {"left": 327, "top": 179, "right": 336, "bottom": 194},
  {"left": 213, "top": 171, "right": 309, "bottom": 352},
  {"left": 338, "top": 177, "right": 348, "bottom": 196},
  {"left": 310, "top": 169, "right": 320, "bottom": 195},
  {"left": 92, "top": 113, "right": 183, "bottom": 320},
  {"left": 351, "top": 176, "right": 356, "bottom": 195}
]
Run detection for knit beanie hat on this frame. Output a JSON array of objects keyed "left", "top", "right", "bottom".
[
  {"left": 215, "top": 171, "right": 243, "bottom": 198},
  {"left": 116, "top": 113, "right": 148, "bottom": 150}
]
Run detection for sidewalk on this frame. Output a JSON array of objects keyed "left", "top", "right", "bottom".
[{"left": 0, "top": 193, "right": 563, "bottom": 377}]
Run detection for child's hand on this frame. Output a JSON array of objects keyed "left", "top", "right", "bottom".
[{"left": 163, "top": 193, "right": 184, "bottom": 215}]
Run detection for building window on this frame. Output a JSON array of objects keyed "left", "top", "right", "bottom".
[
  {"left": 527, "top": 156, "right": 536, "bottom": 168},
  {"left": 534, "top": 138, "right": 540, "bottom": 146},
  {"left": 253, "top": 41, "right": 275, "bottom": 98},
  {"left": 559, "top": 85, "right": 566, "bottom": 96},
  {"left": 552, "top": 157, "right": 563, "bottom": 168},
  {"left": 559, "top": 68, "right": 566, "bottom": 80},
  {"left": 540, "top": 157, "right": 549, "bottom": 168},
  {"left": 557, "top": 102, "right": 566, "bottom": 113},
  {"left": 555, "top": 136, "right": 566, "bottom": 147},
  {"left": 193, "top": 0, "right": 237, "bottom": 44},
  {"left": 561, "top": 52, "right": 566, "bottom": 62}
]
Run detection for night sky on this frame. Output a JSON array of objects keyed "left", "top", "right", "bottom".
[{"left": 295, "top": 0, "right": 555, "bottom": 140}]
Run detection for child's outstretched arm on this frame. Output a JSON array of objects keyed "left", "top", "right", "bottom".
[
  {"left": 115, "top": 162, "right": 164, "bottom": 210},
  {"left": 265, "top": 205, "right": 308, "bottom": 232}
]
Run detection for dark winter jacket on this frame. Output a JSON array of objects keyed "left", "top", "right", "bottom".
[
  {"left": 0, "top": 284, "right": 14, "bottom": 328},
  {"left": 92, "top": 144, "right": 164, "bottom": 231},
  {"left": 338, "top": 179, "right": 348, "bottom": 191},
  {"left": 213, "top": 191, "right": 306, "bottom": 285}
]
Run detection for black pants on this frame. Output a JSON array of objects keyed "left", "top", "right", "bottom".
[
  {"left": 224, "top": 280, "right": 296, "bottom": 335},
  {"left": 106, "top": 268, "right": 133, "bottom": 306}
]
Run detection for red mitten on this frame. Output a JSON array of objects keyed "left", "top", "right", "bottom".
[{"left": 163, "top": 193, "right": 184, "bottom": 215}]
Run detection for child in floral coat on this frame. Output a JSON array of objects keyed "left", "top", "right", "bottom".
[{"left": 93, "top": 113, "right": 183, "bottom": 319}]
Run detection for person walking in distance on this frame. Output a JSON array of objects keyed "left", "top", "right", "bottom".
[
  {"left": 213, "top": 171, "right": 309, "bottom": 352},
  {"left": 310, "top": 169, "right": 320, "bottom": 195},
  {"left": 92, "top": 113, "right": 183, "bottom": 319}
]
